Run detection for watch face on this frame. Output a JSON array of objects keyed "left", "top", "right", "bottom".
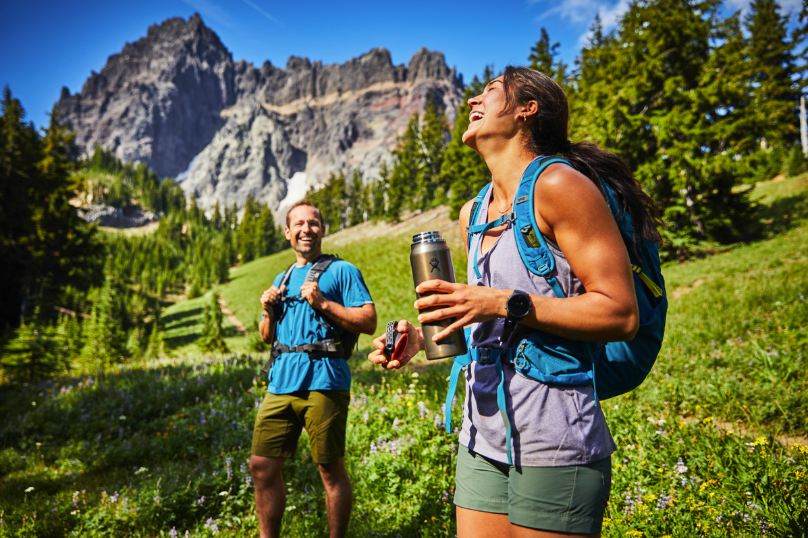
[{"left": 508, "top": 293, "right": 531, "bottom": 318}]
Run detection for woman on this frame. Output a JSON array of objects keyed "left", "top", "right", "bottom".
[{"left": 368, "top": 66, "right": 661, "bottom": 537}]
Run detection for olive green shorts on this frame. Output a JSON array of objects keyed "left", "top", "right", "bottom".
[
  {"left": 454, "top": 446, "right": 611, "bottom": 534},
  {"left": 251, "top": 390, "right": 350, "bottom": 464}
]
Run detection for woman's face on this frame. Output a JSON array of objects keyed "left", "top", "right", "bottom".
[{"left": 462, "top": 76, "right": 519, "bottom": 150}]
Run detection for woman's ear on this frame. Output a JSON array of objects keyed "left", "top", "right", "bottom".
[{"left": 520, "top": 101, "right": 539, "bottom": 121}]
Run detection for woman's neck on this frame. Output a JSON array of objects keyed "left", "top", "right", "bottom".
[{"left": 482, "top": 141, "right": 538, "bottom": 207}]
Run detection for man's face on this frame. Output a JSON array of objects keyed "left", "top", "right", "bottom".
[{"left": 285, "top": 205, "right": 324, "bottom": 256}]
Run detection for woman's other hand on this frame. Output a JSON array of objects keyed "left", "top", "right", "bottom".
[{"left": 368, "top": 320, "right": 424, "bottom": 370}]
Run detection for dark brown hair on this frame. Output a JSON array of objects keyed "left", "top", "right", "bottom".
[
  {"left": 285, "top": 199, "right": 323, "bottom": 228},
  {"left": 501, "top": 66, "right": 662, "bottom": 244}
]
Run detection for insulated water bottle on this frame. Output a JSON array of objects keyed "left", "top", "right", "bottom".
[{"left": 410, "top": 231, "right": 468, "bottom": 360}]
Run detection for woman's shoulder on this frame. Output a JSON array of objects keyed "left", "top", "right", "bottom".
[{"left": 534, "top": 163, "right": 605, "bottom": 217}]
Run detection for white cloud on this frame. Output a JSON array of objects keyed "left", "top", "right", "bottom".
[{"left": 530, "top": 0, "right": 631, "bottom": 47}]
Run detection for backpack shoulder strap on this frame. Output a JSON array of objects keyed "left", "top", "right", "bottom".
[
  {"left": 512, "top": 156, "right": 573, "bottom": 299},
  {"left": 465, "top": 183, "right": 492, "bottom": 252},
  {"left": 278, "top": 262, "right": 297, "bottom": 291},
  {"left": 305, "top": 254, "right": 338, "bottom": 283}
]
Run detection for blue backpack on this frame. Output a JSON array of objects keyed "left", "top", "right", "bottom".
[{"left": 445, "top": 156, "right": 668, "bottom": 464}]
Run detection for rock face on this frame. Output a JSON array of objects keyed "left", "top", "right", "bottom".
[
  {"left": 59, "top": 14, "right": 236, "bottom": 179},
  {"left": 78, "top": 204, "right": 159, "bottom": 228},
  {"left": 59, "top": 15, "right": 464, "bottom": 218}
]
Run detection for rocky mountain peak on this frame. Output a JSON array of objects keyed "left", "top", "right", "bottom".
[
  {"left": 59, "top": 14, "right": 236, "bottom": 178},
  {"left": 59, "top": 15, "right": 465, "bottom": 221}
]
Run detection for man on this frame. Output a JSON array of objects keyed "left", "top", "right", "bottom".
[{"left": 250, "top": 200, "right": 376, "bottom": 538}]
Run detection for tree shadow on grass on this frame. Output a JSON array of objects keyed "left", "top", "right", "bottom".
[
  {"left": 162, "top": 307, "right": 203, "bottom": 325},
  {"left": 164, "top": 318, "right": 201, "bottom": 331},
  {"left": 164, "top": 332, "right": 201, "bottom": 348},
  {"left": 759, "top": 193, "right": 808, "bottom": 237}
]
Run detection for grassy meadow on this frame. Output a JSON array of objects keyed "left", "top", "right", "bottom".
[{"left": 1, "top": 176, "right": 807, "bottom": 537}]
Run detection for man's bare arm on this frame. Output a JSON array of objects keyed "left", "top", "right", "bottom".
[
  {"left": 299, "top": 281, "right": 377, "bottom": 335},
  {"left": 319, "top": 302, "right": 377, "bottom": 335}
]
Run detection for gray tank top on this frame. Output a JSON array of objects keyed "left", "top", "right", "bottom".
[{"left": 459, "top": 188, "right": 616, "bottom": 467}]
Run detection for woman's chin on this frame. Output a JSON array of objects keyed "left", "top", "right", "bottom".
[{"left": 461, "top": 128, "right": 477, "bottom": 149}]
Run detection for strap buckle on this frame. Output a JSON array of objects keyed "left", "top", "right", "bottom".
[
  {"left": 514, "top": 341, "right": 529, "bottom": 371},
  {"left": 536, "top": 263, "right": 552, "bottom": 277},
  {"left": 477, "top": 348, "right": 492, "bottom": 365}
]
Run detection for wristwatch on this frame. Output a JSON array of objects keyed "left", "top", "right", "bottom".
[{"left": 505, "top": 290, "right": 532, "bottom": 323}]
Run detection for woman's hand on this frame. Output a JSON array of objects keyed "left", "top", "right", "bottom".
[
  {"left": 368, "top": 320, "right": 424, "bottom": 370},
  {"left": 414, "top": 280, "right": 509, "bottom": 342}
]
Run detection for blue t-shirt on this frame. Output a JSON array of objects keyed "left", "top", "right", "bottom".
[{"left": 267, "top": 259, "right": 373, "bottom": 394}]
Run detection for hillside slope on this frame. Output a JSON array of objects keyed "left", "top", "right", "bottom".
[{"left": 164, "top": 174, "right": 808, "bottom": 435}]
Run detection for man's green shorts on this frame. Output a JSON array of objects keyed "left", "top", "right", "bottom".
[
  {"left": 251, "top": 390, "right": 350, "bottom": 464},
  {"left": 454, "top": 446, "right": 611, "bottom": 534}
]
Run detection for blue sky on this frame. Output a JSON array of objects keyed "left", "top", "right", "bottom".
[{"left": 1, "top": 0, "right": 802, "bottom": 128}]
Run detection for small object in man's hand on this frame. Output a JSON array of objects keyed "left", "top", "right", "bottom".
[{"left": 383, "top": 321, "right": 408, "bottom": 362}]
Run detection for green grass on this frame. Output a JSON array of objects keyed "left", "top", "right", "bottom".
[
  {"left": 162, "top": 291, "right": 250, "bottom": 356},
  {"left": 2, "top": 181, "right": 808, "bottom": 537}
]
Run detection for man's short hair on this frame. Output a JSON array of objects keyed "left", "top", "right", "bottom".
[{"left": 285, "top": 199, "right": 324, "bottom": 227}]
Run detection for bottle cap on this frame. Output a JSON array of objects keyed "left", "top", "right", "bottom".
[{"left": 412, "top": 231, "right": 445, "bottom": 245}]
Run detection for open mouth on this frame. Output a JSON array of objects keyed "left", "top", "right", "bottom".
[
  {"left": 470, "top": 111, "right": 484, "bottom": 122},
  {"left": 298, "top": 235, "right": 315, "bottom": 246}
]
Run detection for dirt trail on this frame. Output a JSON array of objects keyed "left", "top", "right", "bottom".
[{"left": 218, "top": 296, "right": 248, "bottom": 335}]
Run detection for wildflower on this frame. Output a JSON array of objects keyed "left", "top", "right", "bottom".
[
  {"left": 198, "top": 496, "right": 206, "bottom": 504},
  {"left": 25, "top": 487, "right": 34, "bottom": 493},
  {"left": 246, "top": 476, "right": 252, "bottom": 486},
  {"left": 392, "top": 418, "right": 400, "bottom": 430},
  {"left": 363, "top": 412, "right": 369, "bottom": 423},
  {"left": 674, "top": 459, "right": 688, "bottom": 474},
  {"left": 753, "top": 436, "right": 767, "bottom": 447},
  {"left": 370, "top": 442, "right": 378, "bottom": 455},
  {"left": 170, "top": 528, "right": 178, "bottom": 538},
  {"left": 73, "top": 491, "right": 79, "bottom": 507}
]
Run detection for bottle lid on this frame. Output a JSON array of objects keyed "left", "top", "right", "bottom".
[{"left": 412, "top": 231, "right": 445, "bottom": 245}]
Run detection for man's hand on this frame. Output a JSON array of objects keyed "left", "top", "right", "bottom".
[
  {"left": 368, "top": 320, "right": 424, "bottom": 370},
  {"left": 300, "top": 282, "right": 327, "bottom": 310},
  {"left": 260, "top": 285, "right": 286, "bottom": 313}
]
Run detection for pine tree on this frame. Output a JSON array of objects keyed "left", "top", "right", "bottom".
[
  {"left": 82, "top": 265, "right": 128, "bottom": 367},
  {"left": 574, "top": 0, "right": 758, "bottom": 255},
  {"left": 348, "top": 168, "right": 365, "bottom": 226},
  {"left": 746, "top": 0, "right": 801, "bottom": 150},
  {"left": 418, "top": 95, "right": 450, "bottom": 207},
  {"left": 370, "top": 161, "right": 390, "bottom": 220},
  {"left": 1, "top": 314, "right": 63, "bottom": 381},
  {"left": 387, "top": 115, "right": 421, "bottom": 220},
  {"left": 145, "top": 301, "right": 165, "bottom": 359},
  {"left": 199, "top": 290, "right": 228, "bottom": 353}
]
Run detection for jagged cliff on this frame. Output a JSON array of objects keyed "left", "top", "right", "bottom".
[{"left": 59, "top": 14, "right": 464, "bottom": 216}]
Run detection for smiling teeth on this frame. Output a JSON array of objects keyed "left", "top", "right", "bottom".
[{"left": 470, "top": 111, "right": 484, "bottom": 120}]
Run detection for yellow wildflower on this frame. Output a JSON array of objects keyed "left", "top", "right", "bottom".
[
  {"left": 603, "top": 518, "right": 612, "bottom": 528},
  {"left": 702, "top": 416, "right": 713, "bottom": 424},
  {"left": 753, "top": 436, "right": 767, "bottom": 447},
  {"left": 790, "top": 443, "right": 808, "bottom": 455}
]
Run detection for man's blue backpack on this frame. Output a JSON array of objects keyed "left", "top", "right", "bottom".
[{"left": 446, "top": 156, "right": 668, "bottom": 463}]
